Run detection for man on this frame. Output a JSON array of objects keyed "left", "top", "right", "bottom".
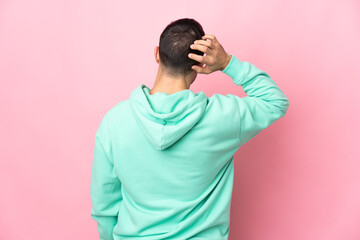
[{"left": 90, "top": 18, "right": 289, "bottom": 240}]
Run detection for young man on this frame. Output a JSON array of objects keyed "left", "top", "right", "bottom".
[{"left": 90, "top": 18, "right": 289, "bottom": 240}]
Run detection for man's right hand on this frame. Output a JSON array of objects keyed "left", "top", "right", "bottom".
[{"left": 188, "top": 34, "right": 232, "bottom": 74}]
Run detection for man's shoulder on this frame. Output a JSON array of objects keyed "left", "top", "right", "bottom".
[
  {"left": 104, "top": 99, "right": 131, "bottom": 121},
  {"left": 110, "top": 99, "right": 130, "bottom": 111},
  {"left": 207, "top": 93, "right": 238, "bottom": 105}
]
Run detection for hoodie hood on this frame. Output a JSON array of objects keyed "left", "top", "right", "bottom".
[{"left": 129, "top": 84, "right": 208, "bottom": 150}]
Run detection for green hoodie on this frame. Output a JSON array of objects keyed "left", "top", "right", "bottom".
[{"left": 90, "top": 54, "right": 289, "bottom": 239}]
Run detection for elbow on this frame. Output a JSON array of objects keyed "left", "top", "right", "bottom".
[
  {"left": 279, "top": 96, "right": 290, "bottom": 116},
  {"left": 268, "top": 96, "right": 290, "bottom": 117}
]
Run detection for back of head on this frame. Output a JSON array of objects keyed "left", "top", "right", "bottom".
[{"left": 159, "top": 18, "right": 205, "bottom": 77}]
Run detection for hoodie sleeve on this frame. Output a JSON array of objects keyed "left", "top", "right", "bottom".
[
  {"left": 221, "top": 54, "right": 289, "bottom": 147},
  {"left": 90, "top": 113, "right": 122, "bottom": 240}
]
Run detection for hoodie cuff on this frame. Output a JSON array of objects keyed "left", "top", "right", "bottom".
[{"left": 221, "top": 54, "right": 246, "bottom": 85}]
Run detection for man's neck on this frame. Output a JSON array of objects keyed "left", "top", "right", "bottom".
[
  {"left": 149, "top": 82, "right": 189, "bottom": 95},
  {"left": 150, "top": 70, "right": 194, "bottom": 95}
]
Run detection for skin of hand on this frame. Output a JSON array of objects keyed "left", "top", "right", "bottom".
[{"left": 188, "top": 34, "right": 232, "bottom": 74}]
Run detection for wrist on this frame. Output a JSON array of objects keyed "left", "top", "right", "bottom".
[{"left": 220, "top": 53, "right": 232, "bottom": 71}]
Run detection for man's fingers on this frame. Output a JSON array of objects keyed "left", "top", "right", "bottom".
[
  {"left": 191, "top": 65, "right": 202, "bottom": 73},
  {"left": 188, "top": 52, "right": 207, "bottom": 64},
  {"left": 193, "top": 39, "right": 214, "bottom": 49},
  {"left": 191, "top": 64, "right": 210, "bottom": 74},
  {"left": 190, "top": 43, "right": 210, "bottom": 53},
  {"left": 201, "top": 34, "right": 217, "bottom": 43}
]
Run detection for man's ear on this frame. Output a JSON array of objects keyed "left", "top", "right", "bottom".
[{"left": 154, "top": 46, "right": 160, "bottom": 64}]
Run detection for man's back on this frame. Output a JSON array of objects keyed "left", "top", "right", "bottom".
[{"left": 90, "top": 55, "right": 289, "bottom": 239}]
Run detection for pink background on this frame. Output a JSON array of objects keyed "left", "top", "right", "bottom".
[{"left": 1, "top": 0, "right": 359, "bottom": 239}]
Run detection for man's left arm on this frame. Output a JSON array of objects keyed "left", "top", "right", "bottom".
[{"left": 90, "top": 113, "right": 122, "bottom": 240}]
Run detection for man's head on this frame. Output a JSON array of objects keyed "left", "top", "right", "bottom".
[{"left": 155, "top": 18, "right": 205, "bottom": 78}]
